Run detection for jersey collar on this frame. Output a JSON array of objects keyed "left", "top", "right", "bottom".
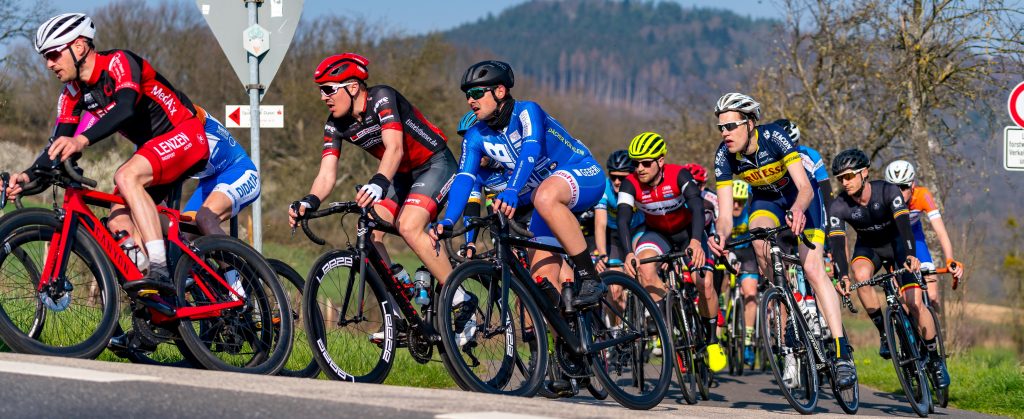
[{"left": 735, "top": 128, "right": 760, "bottom": 161}]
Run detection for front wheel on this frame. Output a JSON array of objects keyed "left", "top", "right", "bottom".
[
  {"left": 884, "top": 307, "right": 931, "bottom": 417},
  {"left": 759, "top": 287, "right": 819, "bottom": 414},
  {"left": 728, "top": 292, "right": 746, "bottom": 377},
  {"left": 589, "top": 271, "right": 673, "bottom": 410},
  {"left": 268, "top": 259, "right": 319, "bottom": 378},
  {"left": 175, "top": 235, "right": 292, "bottom": 375},
  {"left": 667, "top": 293, "right": 697, "bottom": 405},
  {"left": 926, "top": 306, "right": 948, "bottom": 409}
]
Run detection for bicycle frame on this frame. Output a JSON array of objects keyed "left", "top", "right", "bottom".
[{"left": 41, "top": 185, "right": 241, "bottom": 323}]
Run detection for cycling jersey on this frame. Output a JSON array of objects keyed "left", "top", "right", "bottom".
[
  {"left": 596, "top": 178, "right": 643, "bottom": 231},
  {"left": 701, "top": 187, "right": 719, "bottom": 229},
  {"left": 797, "top": 145, "right": 829, "bottom": 183},
  {"left": 616, "top": 164, "right": 706, "bottom": 258},
  {"left": 443, "top": 101, "right": 603, "bottom": 238},
  {"left": 192, "top": 113, "right": 249, "bottom": 180},
  {"left": 321, "top": 85, "right": 448, "bottom": 173},
  {"left": 54, "top": 49, "right": 198, "bottom": 145},
  {"left": 182, "top": 112, "right": 259, "bottom": 216},
  {"left": 908, "top": 186, "right": 942, "bottom": 270},
  {"left": 827, "top": 180, "right": 919, "bottom": 281},
  {"left": 731, "top": 203, "right": 752, "bottom": 249}
]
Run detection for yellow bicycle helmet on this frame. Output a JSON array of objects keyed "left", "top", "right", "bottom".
[
  {"left": 732, "top": 179, "right": 750, "bottom": 200},
  {"left": 628, "top": 132, "right": 667, "bottom": 160}
]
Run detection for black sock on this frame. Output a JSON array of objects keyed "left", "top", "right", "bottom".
[
  {"left": 836, "top": 336, "right": 852, "bottom": 360},
  {"left": 570, "top": 250, "right": 600, "bottom": 282},
  {"left": 703, "top": 316, "right": 718, "bottom": 344},
  {"left": 925, "top": 337, "right": 939, "bottom": 359},
  {"left": 868, "top": 309, "right": 885, "bottom": 335}
]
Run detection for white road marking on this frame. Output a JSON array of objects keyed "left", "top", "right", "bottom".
[
  {"left": 0, "top": 360, "right": 157, "bottom": 383},
  {"left": 437, "top": 413, "right": 556, "bottom": 419}
]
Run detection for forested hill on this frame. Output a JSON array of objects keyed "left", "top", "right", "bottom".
[{"left": 443, "top": 0, "right": 778, "bottom": 110}]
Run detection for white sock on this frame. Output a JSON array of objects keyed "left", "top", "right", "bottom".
[
  {"left": 145, "top": 240, "right": 166, "bottom": 265},
  {"left": 453, "top": 286, "right": 469, "bottom": 304}
]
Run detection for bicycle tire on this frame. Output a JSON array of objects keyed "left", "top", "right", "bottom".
[
  {"left": 667, "top": 293, "right": 698, "bottom": 405},
  {"left": 174, "top": 235, "right": 292, "bottom": 375},
  {"left": 268, "top": 259, "right": 320, "bottom": 378},
  {"left": 590, "top": 271, "right": 673, "bottom": 410},
  {"left": 730, "top": 292, "right": 746, "bottom": 376},
  {"left": 0, "top": 210, "right": 119, "bottom": 358},
  {"left": 759, "top": 288, "right": 819, "bottom": 414},
  {"left": 689, "top": 307, "right": 713, "bottom": 401},
  {"left": 303, "top": 249, "right": 394, "bottom": 383},
  {"left": 884, "top": 307, "right": 931, "bottom": 417},
  {"left": 926, "top": 306, "right": 948, "bottom": 409},
  {"left": 437, "top": 260, "right": 547, "bottom": 396}
]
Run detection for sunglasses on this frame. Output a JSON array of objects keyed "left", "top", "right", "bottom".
[
  {"left": 717, "top": 119, "right": 748, "bottom": 132},
  {"left": 633, "top": 159, "right": 658, "bottom": 168},
  {"left": 42, "top": 43, "right": 72, "bottom": 62},
  {"left": 465, "top": 86, "right": 494, "bottom": 100},
  {"left": 319, "top": 81, "right": 356, "bottom": 97},
  {"left": 610, "top": 174, "right": 629, "bottom": 182},
  {"left": 836, "top": 168, "right": 864, "bottom": 182},
  {"left": 898, "top": 184, "right": 913, "bottom": 191}
]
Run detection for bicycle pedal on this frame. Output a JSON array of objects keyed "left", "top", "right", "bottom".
[{"left": 136, "top": 289, "right": 159, "bottom": 298}]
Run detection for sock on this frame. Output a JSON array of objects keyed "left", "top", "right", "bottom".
[
  {"left": 868, "top": 309, "right": 885, "bottom": 335},
  {"left": 745, "top": 326, "right": 754, "bottom": 346},
  {"left": 703, "top": 316, "right": 718, "bottom": 344},
  {"left": 925, "top": 337, "right": 939, "bottom": 359},
  {"left": 145, "top": 240, "right": 166, "bottom": 266},
  {"left": 453, "top": 286, "right": 468, "bottom": 305},
  {"left": 569, "top": 250, "right": 600, "bottom": 282},
  {"left": 836, "top": 336, "right": 852, "bottom": 359}
]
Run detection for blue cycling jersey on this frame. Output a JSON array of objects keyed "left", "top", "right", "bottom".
[
  {"left": 192, "top": 115, "right": 250, "bottom": 179},
  {"left": 731, "top": 203, "right": 752, "bottom": 249},
  {"left": 443, "top": 101, "right": 593, "bottom": 222},
  {"left": 596, "top": 178, "right": 643, "bottom": 230},
  {"left": 797, "top": 145, "right": 829, "bottom": 183}
]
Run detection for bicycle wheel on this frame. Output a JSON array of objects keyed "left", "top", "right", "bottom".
[
  {"left": 0, "top": 210, "right": 119, "bottom": 358},
  {"left": 302, "top": 249, "right": 394, "bottom": 382},
  {"left": 884, "top": 308, "right": 931, "bottom": 417},
  {"left": 112, "top": 297, "right": 197, "bottom": 368},
  {"left": 175, "top": 235, "right": 292, "bottom": 375},
  {"left": 268, "top": 259, "right": 319, "bottom": 378},
  {"left": 759, "top": 288, "right": 819, "bottom": 414},
  {"left": 927, "top": 306, "right": 948, "bottom": 408},
  {"left": 437, "top": 260, "right": 547, "bottom": 396},
  {"left": 590, "top": 271, "right": 673, "bottom": 410},
  {"left": 729, "top": 292, "right": 746, "bottom": 376},
  {"left": 667, "top": 293, "right": 698, "bottom": 405},
  {"left": 688, "top": 307, "right": 713, "bottom": 401}
]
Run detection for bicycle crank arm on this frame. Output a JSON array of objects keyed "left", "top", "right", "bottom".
[{"left": 588, "top": 331, "right": 641, "bottom": 354}]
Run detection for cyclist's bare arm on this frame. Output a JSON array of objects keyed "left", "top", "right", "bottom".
[
  {"left": 594, "top": 207, "right": 608, "bottom": 259},
  {"left": 784, "top": 160, "right": 813, "bottom": 214},
  {"left": 375, "top": 129, "right": 404, "bottom": 181},
  {"left": 712, "top": 183, "right": 733, "bottom": 254}
]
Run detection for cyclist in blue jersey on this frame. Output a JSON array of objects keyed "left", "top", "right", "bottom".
[
  {"left": 709, "top": 93, "right": 857, "bottom": 389},
  {"left": 594, "top": 150, "right": 644, "bottom": 273},
  {"left": 431, "top": 60, "right": 608, "bottom": 308},
  {"left": 774, "top": 119, "right": 834, "bottom": 210}
]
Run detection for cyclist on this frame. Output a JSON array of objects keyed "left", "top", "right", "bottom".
[
  {"left": 773, "top": 119, "right": 834, "bottom": 210},
  {"left": 614, "top": 132, "right": 726, "bottom": 371},
  {"left": 828, "top": 149, "right": 949, "bottom": 388},
  {"left": 884, "top": 160, "right": 964, "bottom": 311},
  {"left": 594, "top": 150, "right": 644, "bottom": 274},
  {"left": 7, "top": 13, "right": 208, "bottom": 296},
  {"left": 288, "top": 53, "right": 458, "bottom": 295},
  {"left": 709, "top": 93, "right": 856, "bottom": 389},
  {"left": 683, "top": 163, "right": 729, "bottom": 328},
  {"left": 432, "top": 59, "right": 608, "bottom": 310},
  {"left": 728, "top": 179, "right": 761, "bottom": 367}
]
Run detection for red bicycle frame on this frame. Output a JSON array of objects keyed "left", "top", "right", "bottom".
[{"left": 40, "top": 185, "right": 244, "bottom": 323}]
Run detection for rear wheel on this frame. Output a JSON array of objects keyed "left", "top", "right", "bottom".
[
  {"left": 0, "top": 211, "right": 118, "bottom": 358},
  {"left": 729, "top": 292, "right": 746, "bottom": 376},
  {"left": 759, "top": 288, "right": 819, "bottom": 414},
  {"left": 927, "top": 306, "right": 948, "bottom": 409},
  {"left": 884, "top": 308, "right": 931, "bottom": 417},
  {"left": 175, "top": 235, "right": 292, "bottom": 375},
  {"left": 268, "top": 259, "right": 319, "bottom": 378},
  {"left": 667, "top": 293, "right": 697, "bottom": 405}
]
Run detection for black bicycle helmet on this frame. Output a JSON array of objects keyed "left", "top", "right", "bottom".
[
  {"left": 460, "top": 60, "right": 514, "bottom": 91},
  {"left": 831, "top": 148, "right": 870, "bottom": 176},
  {"left": 606, "top": 149, "right": 634, "bottom": 173}
]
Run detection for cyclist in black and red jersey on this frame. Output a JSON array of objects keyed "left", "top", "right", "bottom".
[
  {"left": 615, "top": 132, "right": 727, "bottom": 372},
  {"left": 6, "top": 13, "right": 208, "bottom": 295},
  {"left": 287, "top": 53, "right": 458, "bottom": 292},
  {"left": 828, "top": 149, "right": 949, "bottom": 388}
]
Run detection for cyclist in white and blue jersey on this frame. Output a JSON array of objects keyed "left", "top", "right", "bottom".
[
  {"left": 594, "top": 150, "right": 644, "bottom": 271},
  {"left": 774, "top": 119, "right": 834, "bottom": 211},
  {"left": 432, "top": 60, "right": 607, "bottom": 307}
]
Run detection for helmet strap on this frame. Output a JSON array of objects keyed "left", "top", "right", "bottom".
[
  {"left": 485, "top": 93, "right": 515, "bottom": 131},
  {"left": 70, "top": 40, "right": 91, "bottom": 80}
]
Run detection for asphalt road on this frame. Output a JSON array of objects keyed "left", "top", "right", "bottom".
[{"left": 0, "top": 352, "right": 1000, "bottom": 419}]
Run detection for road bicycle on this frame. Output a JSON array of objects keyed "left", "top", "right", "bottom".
[
  {"left": 850, "top": 264, "right": 954, "bottom": 417},
  {"left": 724, "top": 224, "right": 859, "bottom": 415},
  {"left": 0, "top": 159, "right": 291, "bottom": 374},
  {"left": 436, "top": 212, "right": 673, "bottom": 409},
  {"left": 294, "top": 201, "right": 462, "bottom": 385}
]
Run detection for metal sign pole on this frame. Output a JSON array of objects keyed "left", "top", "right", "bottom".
[{"left": 246, "top": 0, "right": 263, "bottom": 251}]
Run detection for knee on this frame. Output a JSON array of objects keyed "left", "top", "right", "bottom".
[{"left": 397, "top": 218, "right": 422, "bottom": 240}]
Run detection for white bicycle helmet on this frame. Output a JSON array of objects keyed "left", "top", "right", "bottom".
[
  {"left": 715, "top": 92, "right": 761, "bottom": 121},
  {"left": 35, "top": 13, "right": 95, "bottom": 54},
  {"left": 884, "top": 160, "right": 916, "bottom": 185}
]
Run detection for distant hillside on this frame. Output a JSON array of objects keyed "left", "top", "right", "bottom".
[{"left": 443, "top": 0, "right": 779, "bottom": 110}]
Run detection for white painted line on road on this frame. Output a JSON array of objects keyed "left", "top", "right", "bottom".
[
  {"left": 437, "top": 413, "right": 556, "bottom": 419},
  {"left": 0, "top": 360, "right": 158, "bottom": 383}
]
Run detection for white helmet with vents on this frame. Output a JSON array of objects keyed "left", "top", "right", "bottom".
[
  {"left": 35, "top": 13, "right": 95, "bottom": 54},
  {"left": 715, "top": 92, "right": 761, "bottom": 121},
  {"left": 884, "top": 160, "right": 916, "bottom": 185}
]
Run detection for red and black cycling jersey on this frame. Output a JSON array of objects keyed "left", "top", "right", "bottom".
[
  {"left": 53, "top": 49, "right": 197, "bottom": 146},
  {"left": 616, "top": 164, "right": 705, "bottom": 252},
  {"left": 322, "top": 85, "right": 448, "bottom": 173},
  {"left": 827, "top": 180, "right": 918, "bottom": 278}
]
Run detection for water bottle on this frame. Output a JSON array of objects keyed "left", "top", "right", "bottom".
[
  {"left": 804, "top": 295, "right": 821, "bottom": 338},
  {"left": 114, "top": 230, "right": 148, "bottom": 272},
  {"left": 413, "top": 267, "right": 431, "bottom": 306},
  {"left": 391, "top": 264, "right": 412, "bottom": 297}
]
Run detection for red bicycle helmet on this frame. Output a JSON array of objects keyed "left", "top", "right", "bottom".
[{"left": 313, "top": 53, "right": 369, "bottom": 84}]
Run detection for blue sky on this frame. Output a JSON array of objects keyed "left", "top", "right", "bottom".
[{"left": 30, "top": 0, "right": 783, "bottom": 35}]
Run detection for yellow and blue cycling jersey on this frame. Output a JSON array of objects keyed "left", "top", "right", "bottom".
[{"left": 714, "top": 123, "right": 826, "bottom": 245}]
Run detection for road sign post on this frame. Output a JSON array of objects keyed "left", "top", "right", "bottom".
[{"left": 198, "top": 0, "right": 303, "bottom": 251}]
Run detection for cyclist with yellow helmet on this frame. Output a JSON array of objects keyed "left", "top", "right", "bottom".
[
  {"left": 728, "top": 179, "right": 761, "bottom": 366},
  {"left": 615, "top": 132, "right": 727, "bottom": 372}
]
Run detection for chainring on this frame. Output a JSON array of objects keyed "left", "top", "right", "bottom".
[{"left": 407, "top": 328, "right": 434, "bottom": 364}]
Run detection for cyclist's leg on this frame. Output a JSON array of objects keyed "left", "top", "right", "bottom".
[
  {"left": 890, "top": 242, "right": 936, "bottom": 340},
  {"left": 748, "top": 197, "right": 783, "bottom": 276},
  {"left": 633, "top": 230, "right": 670, "bottom": 301},
  {"left": 188, "top": 166, "right": 259, "bottom": 237},
  {"left": 912, "top": 222, "right": 941, "bottom": 309},
  {"left": 106, "top": 204, "right": 138, "bottom": 241},
  {"left": 395, "top": 151, "right": 455, "bottom": 284},
  {"left": 607, "top": 228, "right": 627, "bottom": 316}
]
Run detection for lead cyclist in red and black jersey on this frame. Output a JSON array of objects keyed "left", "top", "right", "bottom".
[
  {"left": 708, "top": 93, "right": 857, "bottom": 389},
  {"left": 7, "top": 13, "right": 209, "bottom": 294},
  {"left": 288, "top": 53, "right": 457, "bottom": 286},
  {"left": 616, "top": 132, "right": 727, "bottom": 371}
]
